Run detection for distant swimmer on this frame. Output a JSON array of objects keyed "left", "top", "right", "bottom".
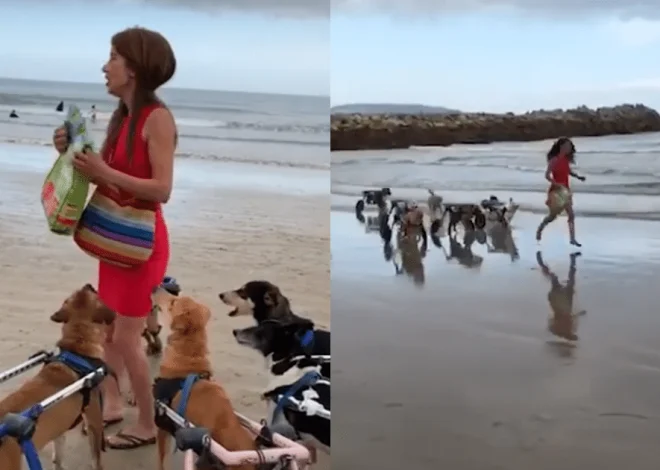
[
  {"left": 56, "top": 101, "right": 64, "bottom": 112},
  {"left": 90, "top": 104, "right": 97, "bottom": 123},
  {"left": 9, "top": 110, "right": 18, "bottom": 118}
]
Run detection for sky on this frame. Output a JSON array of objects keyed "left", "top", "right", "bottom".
[
  {"left": 0, "top": 0, "right": 328, "bottom": 96},
  {"left": 331, "top": 0, "right": 660, "bottom": 112}
]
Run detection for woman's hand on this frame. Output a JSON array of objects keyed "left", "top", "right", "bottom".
[
  {"left": 53, "top": 126, "right": 69, "bottom": 154},
  {"left": 73, "top": 150, "right": 112, "bottom": 182}
]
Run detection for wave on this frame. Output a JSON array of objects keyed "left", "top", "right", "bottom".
[
  {"left": 0, "top": 114, "right": 329, "bottom": 135},
  {"left": 0, "top": 137, "right": 329, "bottom": 171},
  {"left": 332, "top": 153, "right": 660, "bottom": 179},
  {"left": 0, "top": 92, "right": 305, "bottom": 118}
]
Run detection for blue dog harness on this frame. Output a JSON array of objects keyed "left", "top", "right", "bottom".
[
  {"left": 153, "top": 373, "right": 210, "bottom": 436},
  {"left": 0, "top": 350, "right": 107, "bottom": 470}
]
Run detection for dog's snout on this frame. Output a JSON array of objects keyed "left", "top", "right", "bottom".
[
  {"left": 232, "top": 329, "right": 239, "bottom": 337},
  {"left": 219, "top": 292, "right": 225, "bottom": 300}
]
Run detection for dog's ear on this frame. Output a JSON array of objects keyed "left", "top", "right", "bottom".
[
  {"left": 171, "top": 312, "right": 205, "bottom": 335},
  {"left": 170, "top": 314, "right": 191, "bottom": 334},
  {"left": 92, "top": 304, "right": 115, "bottom": 325},
  {"left": 284, "top": 315, "right": 314, "bottom": 331},
  {"left": 50, "top": 308, "right": 70, "bottom": 323},
  {"left": 264, "top": 286, "right": 282, "bottom": 307},
  {"left": 201, "top": 305, "right": 211, "bottom": 325}
]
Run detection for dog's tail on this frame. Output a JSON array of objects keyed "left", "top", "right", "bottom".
[{"left": 427, "top": 188, "right": 435, "bottom": 196}]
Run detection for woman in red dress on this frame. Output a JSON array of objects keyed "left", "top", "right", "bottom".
[
  {"left": 53, "top": 27, "right": 177, "bottom": 449},
  {"left": 536, "top": 137, "right": 585, "bottom": 247}
]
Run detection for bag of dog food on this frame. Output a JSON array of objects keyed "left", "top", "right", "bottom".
[{"left": 40, "top": 105, "right": 94, "bottom": 235}]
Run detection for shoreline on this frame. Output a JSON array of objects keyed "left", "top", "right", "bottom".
[
  {"left": 332, "top": 209, "right": 660, "bottom": 469},
  {"left": 2, "top": 142, "right": 329, "bottom": 197},
  {"left": 0, "top": 144, "right": 330, "bottom": 468},
  {"left": 330, "top": 104, "right": 660, "bottom": 151},
  {"left": 0, "top": 139, "right": 330, "bottom": 171}
]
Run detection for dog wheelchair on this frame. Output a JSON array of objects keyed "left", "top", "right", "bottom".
[
  {"left": 155, "top": 402, "right": 313, "bottom": 470},
  {"left": 154, "top": 363, "right": 330, "bottom": 470},
  {"left": 430, "top": 195, "right": 518, "bottom": 234},
  {"left": 355, "top": 187, "right": 392, "bottom": 214},
  {"left": 0, "top": 349, "right": 109, "bottom": 470}
]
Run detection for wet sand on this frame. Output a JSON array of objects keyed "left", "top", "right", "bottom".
[
  {"left": 332, "top": 209, "right": 660, "bottom": 470},
  {"left": 0, "top": 144, "right": 329, "bottom": 468}
]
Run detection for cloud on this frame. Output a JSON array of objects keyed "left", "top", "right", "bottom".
[
  {"left": 331, "top": 0, "right": 660, "bottom": 19},
  {"left": 603, "top": 18, "right": 660, "bottom": 47},
  {"left": 20, "top": 0, "right": 329, "bottom": 17},
  {"left": 141, "top": 0, "right": 328, "bottom": 16}
]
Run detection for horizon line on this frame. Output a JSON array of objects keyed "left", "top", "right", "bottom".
[{"left": 0, "top": 76, "right": 329, "bottom": 100}]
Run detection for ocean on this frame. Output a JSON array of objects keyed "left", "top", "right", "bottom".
[
  {"left": 331, "top": 132, "right": 660, "bottom": 220},
  {"left": 0, "top": 77, "right": 329, "bottom": 170}
]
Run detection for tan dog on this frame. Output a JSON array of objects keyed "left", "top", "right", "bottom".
[
  {"left": 400, "top": 204, "right": 427, "bottom": 244},
  {"left": 155, "top": 294, "right": 258, "bottom": 470},
  {"left": 0, "top": 284, "right": 114, "bottom": 470}
]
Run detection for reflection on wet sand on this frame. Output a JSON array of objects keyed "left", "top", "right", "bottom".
[
  {"left": 537, "top": 251, "right": 587, "bottom": 341},
  {"left": 333, "top": 210, "right": 660, "bottom": 470},
  {"left": 391, "top": 233, "right": 427, "bottom": 285}
]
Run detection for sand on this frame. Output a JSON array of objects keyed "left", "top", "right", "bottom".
[
  {"left": 0, "top": 144, "right": 329, "bottom": 468},
  {"left": 332, "top": 209, "right": 660, "bottom": 470}
]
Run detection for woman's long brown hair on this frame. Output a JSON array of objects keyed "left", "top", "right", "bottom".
[{"left": 103, "top": 27, "right": 176, "bottom": 164}]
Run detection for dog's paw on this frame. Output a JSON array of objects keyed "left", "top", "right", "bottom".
[{"left": 51, "top": 436, "right": 66, "bottom": 470}]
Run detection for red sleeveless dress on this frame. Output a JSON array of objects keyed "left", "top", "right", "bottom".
[{"left": 97, "top": 104, "right": 170, "bottom": 318}]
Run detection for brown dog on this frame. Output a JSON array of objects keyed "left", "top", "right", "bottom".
[
  {"left": 400, "top": 204, "right": 428, "bottom": 246},
  {"left": 0, "top": 284, "right": 114, "bottom": 470},
  {"left": 155, "top": 295, "right": 258, "bottom": 470}
]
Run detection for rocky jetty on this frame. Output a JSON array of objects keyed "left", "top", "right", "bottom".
[{"left": 330, "top": 104, "right": 660, "bottom": 151}]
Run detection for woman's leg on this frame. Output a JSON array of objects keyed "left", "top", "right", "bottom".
[
  {"left": 565, "top": 202, "right": 581, "bottom": 246},
  {"left": 101, "top": 322, "right": 125, "bottom": 421},
  {"left": 106, "top": 314, "right": 156, "bottom": 445},
  {"left": 536, "top": 209, "right": 559, "bottom": 241}
]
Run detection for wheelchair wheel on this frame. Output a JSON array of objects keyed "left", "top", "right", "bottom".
[{"left": 474, "top": 210, "right": 486, "bottom": 230}]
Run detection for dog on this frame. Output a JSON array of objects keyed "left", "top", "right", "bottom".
[
  {"left": 143, "top": 276, "right": 182, "bottom": 356},
  {"left": 427, "top": 189, "right": 443, "bottom": 218},
  {"left": 233, "top": 318, "right": 330, "bottom": 454},
  {"left": 220, "top": 281, "right": 330, "bottom": 377},
  {"left": 219, "top": 280, "right": 294, "bottom": 324},
  {"left": 362, "top": 187, "right": 391, "bottom": 211},
  {"left": 154, "top": 294, "right": 259, "bottom": 470},
  {"left": 399, "top": 202, "right": 428, "bottom": 246},
  {"left": 0, "top": 284, "right": 114, "bottom": 470}
]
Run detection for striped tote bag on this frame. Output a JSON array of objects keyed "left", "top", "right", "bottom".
[{"left": 73, "top": 185, "right": 156, "bottom": 268}]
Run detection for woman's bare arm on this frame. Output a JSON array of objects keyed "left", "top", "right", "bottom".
[
  {"left": 104, "top": 108, "right": 176, "bottom": 203},
  {"left": 545, "top": 158, "right": 556, "bottom": 184}
]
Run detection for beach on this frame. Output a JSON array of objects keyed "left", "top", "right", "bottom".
[
  {"left": 331, "top": 206, "right": 660, "bottom": 469},
  {"left": 0, "top": 142, "right": 330, "bottom": 468},
  {"left": 331, "top": 134, "right": 660, "bottom": 468}
]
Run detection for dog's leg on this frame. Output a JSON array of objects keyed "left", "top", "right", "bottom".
[
  {"left": 157, "top": 428, "right": 170, "bottom": 470},
  {"left": 52, "top": 435, "right": 65, "bottom": 470},
  {"left": 84, "top": 390, "right": 106, "bottom": 470}
]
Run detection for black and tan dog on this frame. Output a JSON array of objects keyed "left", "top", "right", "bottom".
[
  {"left": 220, "top": 281, "right": 330, "bottom": 379},
  {"left": 233, "top": 318, "right": 330, "bottom": 453},
  {"left": 219, "top": 281, "right": 294, "bottom": 324},
  {"left": 0, "top": 284, "right": 114, "bottom": 470}
]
